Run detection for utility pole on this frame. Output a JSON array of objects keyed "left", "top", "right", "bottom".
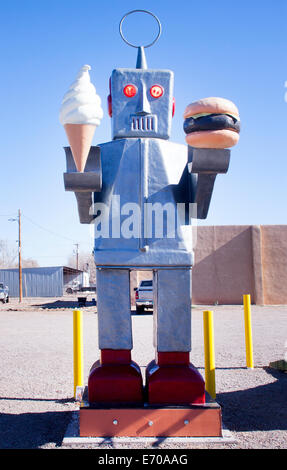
[
  {"left": 9, "top": 209, "right": 22, "bottom": 302},
  {"left": 74, "top": 243, "right": 79, "bottom": 270},
  {"left": 18, "top": 209, "right": 22, "bottom": 302}
]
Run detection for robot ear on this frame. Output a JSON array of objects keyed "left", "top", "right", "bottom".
[
  {"left": 107, "top": 94, "right": 112, "bottom": 117},
  {"left": 172, "top": 97, "right": 175, "bottom": 117}
]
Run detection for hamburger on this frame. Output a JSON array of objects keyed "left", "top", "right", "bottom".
[{"left": 183, "top": 97, "right": 240, "bottom": 148}]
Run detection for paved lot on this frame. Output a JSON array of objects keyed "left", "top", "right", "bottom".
[{"left": 0, "top": 297, "right": 286, "bottom": 449}]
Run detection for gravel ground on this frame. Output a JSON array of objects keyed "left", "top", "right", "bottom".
[{"left": 0, "top": 296, "right": 286, "bottom": 450}]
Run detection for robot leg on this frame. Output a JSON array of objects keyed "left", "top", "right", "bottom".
[
  {"left": 88, "top": 268, "right": 144, "bottom": 404},
  {"left": 146, "top": 268, "right": 205, "bottom": 404}
]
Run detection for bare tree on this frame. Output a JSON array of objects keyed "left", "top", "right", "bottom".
[
  {"left": 67, "top": 250, "right": 96, "bottom": 284},
  {"left": 22, "top": 258, "right": 39, "bottom": 268},
  {"left": 0, "top": 240, "right": 39, "bottom": 269},
  {"left": 0, "top": 240, "right": 18, "bottom": 268}
]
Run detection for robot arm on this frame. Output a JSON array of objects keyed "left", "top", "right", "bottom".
[
  {"left": 187, "top": 147, "right": 230, "bottom": 219},
  {"left": 63, "top": 146, "right": 102, "bottom": 224}
]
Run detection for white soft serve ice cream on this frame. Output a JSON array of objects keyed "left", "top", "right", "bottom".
[
  {"left": 59, "top": 65, "right": 103, "bottom": 125},
  {"left": 60, "top": 65, "right": 103, "bottom": 172}
]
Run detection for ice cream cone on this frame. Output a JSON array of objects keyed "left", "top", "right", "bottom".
[{"left": 64, "top": 123, "right": 96, "bottom": 172}]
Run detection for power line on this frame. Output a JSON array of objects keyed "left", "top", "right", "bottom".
[
  {"left": 0, "top": 214, "right": 17, "bottom": 217},
  {"left": 2, "top": 211, "right": 92, "bottom": 246},
  {"left": 21, "top": 213, "right": 78, "bottom": 243},
  {"left": 27, "top": 255, "right": 71, "bottom": 258}
]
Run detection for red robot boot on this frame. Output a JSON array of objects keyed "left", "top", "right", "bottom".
[
  {"left": 146, "top": 352, "right": 205, "bottom": 405},
  {"left": 88, "top": 349, "right": 144, "bottom": 405}
]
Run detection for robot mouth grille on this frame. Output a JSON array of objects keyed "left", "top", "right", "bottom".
[{"left": 131, "top": 115, "right": 157, "bottom": 132}]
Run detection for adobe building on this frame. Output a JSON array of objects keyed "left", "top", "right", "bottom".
[{"left": 132, "top": 225, "right": 287, "bottom": 305}]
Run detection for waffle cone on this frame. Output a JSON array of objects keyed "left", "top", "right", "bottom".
[{"left": 64, "top": 123, "right": 96, "bottom": 172}]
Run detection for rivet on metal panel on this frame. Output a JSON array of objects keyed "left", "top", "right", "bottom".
[{"left": 140, "top": 245, "right": 149, "bottom": 252}]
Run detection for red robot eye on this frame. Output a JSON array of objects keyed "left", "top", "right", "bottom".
[
  {"left": 107, "top": 94, "right": 112, "bottom": 117},
  {"left": 150, "top": 85, "right": 163, "bottom": 98},
  {"left": 123, "top": 84, "right": 137, "bottom": 97}
]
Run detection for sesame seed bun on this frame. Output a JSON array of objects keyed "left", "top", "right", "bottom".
[{"left": 183, "top": 97, "right": 239, "bottom": 120}]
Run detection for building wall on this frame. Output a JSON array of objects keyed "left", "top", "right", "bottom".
[
  {"left": 261, "top": 225, "right": 287, "bottom": 304},
  {"left": 0, "top": 267, "right": 64, "bottom": 297},
  {"left": 193, "top": 225, "right": 287, "bottom": 305},
  {"left": 192, "top": 226, "right": 255, "bottom": 304},
  {"left": 130, "top": 225, "right": 287, "bottom": 305}
]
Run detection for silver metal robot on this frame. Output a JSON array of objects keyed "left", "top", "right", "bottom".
[{"left": 64, "top": 11, "right": 231, "bottom": 405}]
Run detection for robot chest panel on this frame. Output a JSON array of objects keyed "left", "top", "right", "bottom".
[{"left": 100, "top": 138, "right": 187, "bottom": 206}]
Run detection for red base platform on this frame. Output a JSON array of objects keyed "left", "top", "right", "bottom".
[{"left": 79, "top": 391, "right": 222, "bottom": 438}]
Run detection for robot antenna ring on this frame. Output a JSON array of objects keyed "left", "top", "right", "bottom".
[{"left": 119, "top": 10, "right": 162, "bottom": 49}]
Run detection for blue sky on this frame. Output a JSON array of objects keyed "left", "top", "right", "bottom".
[{"left": 0, "top": 0, "right": 286, "bottom": 266}]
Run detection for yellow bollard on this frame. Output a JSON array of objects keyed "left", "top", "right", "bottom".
[
  {"left": 73, "top": 309, "right": 84, "bottom": 397},
  {"left": 243, "top": 294, "right": 254, "bottom": 369},
  {"left": 203, "top": 310, "right": 216, "bottom": 399}
]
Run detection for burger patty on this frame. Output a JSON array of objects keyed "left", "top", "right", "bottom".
[{"left": 183, "top": 114, "right": 240, "bottom": 134}]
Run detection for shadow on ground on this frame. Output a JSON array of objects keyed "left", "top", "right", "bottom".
[
  {"left": 33, "top": 300, "right": 97, "bottom": 309},
  {"left": 217, "top": 367, "right": 287, "bottom": 432},
  {"left": 31, "top": 301, "right": 154, "bottom": 313},
  {"left": 0, "top": 409, "right": 72, "bottom": 449}
]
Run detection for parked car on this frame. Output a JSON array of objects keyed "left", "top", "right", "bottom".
[
  {"left": 135, "top": 280, "right": 153, "bottom": 313},
  {"left": 0, "top": 283, "right": 9, "bottom": 303}
]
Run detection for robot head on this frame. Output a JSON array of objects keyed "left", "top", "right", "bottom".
[
  {"left": 108, "top": 10, "right": 175, "bottom": 140},
  {"left": 108, "top": 67, "right": 175, "bottom": 140}
]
